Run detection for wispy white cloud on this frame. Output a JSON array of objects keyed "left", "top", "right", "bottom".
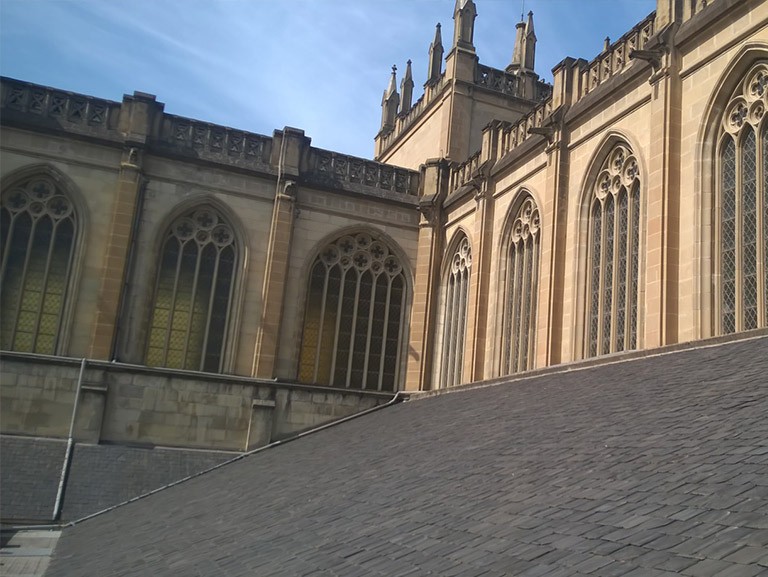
[{"left": 1, "top": 0, "right": 656, "bottom": 158}]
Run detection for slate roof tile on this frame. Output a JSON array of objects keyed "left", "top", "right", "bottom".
[{"left": 44, "top": 335, "right": 768, "bottom": 576}]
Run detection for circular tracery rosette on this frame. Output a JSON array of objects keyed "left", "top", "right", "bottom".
[
  {"left": 451, "top": 238, "right": 472, "bottom": 273},
  {"left": 511, "top": 198, "right": 540, "bottom": 243},
  {"left": 724, "top": 64, "right": 768, "bottom": 135},
  {"left": 2, "top": 178, "right": 73, "bottom": 220},
  {"left": 46, "top": 195, "right": 73, "bottom": 219},
  {"left": 320, "top": 234, "right": 402, "bottom": 276},
  {"left": 1, "top": 189, "right": 30, "bottom": 213},
  {"left": 29, "top": 179, "right": 55, "bottom": 200},
  {"left": 193, "top": 209, "right": 218, "bottom": 231},
  {"left": 595, "top": 145, "right": 637, "bottom": 199}
]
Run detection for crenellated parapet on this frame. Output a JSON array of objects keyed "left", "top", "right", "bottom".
[
  {"left": 1, "top": 77, "right": 122, "bottom": 141},
  {"left": 580, "top": 12, "right": 655, "bottom": 97},
  {"left": 305, "top": 148, "right": 419, "bottom": 198},
  {"left": 447, "top": 150, "right": 482, "bottom": 196},
  {"left": 154, "top": 113, "right": 273, "bottom": 170},
  {"left": 475, "top": 64, "right": 551, "bottom": 101},
  {"left": 494, "top": 98, "right": 554, "bottom": 159},
  {"left": 1, "top": 77, "right": 419, "bottom": 204}
]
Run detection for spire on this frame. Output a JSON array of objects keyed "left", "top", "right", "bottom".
[
  {"left": 509, "top": 10, "right": 536, "bottom": 73},
  {"left": 427, "top": 23, "right": 444, "bottom": 84},
  {"left": 508, "top": 19, "right": 527, "bottom": 72},
  {"left": 452, "top": 0, "right": 476, "bottom": 51},
  {"left": 386, "top": 64, "right": 398, "bottom": 98},
  {"left": 523, "top": 11, "right": 536, "bottom": 71},
  {"left": 380, "top": 65, "right": 400, "bottom": 133},
  {"left": 400, "top": 60, "right": 414, "bottom": 114}
]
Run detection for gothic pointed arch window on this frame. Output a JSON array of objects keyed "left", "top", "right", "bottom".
[
  {"left": 1, "top": 175, "right": 79, "bottom": 353},
  {"left": 298, "top": 232, "right": 408, "bottom": 391},
  {"left": 502, "top": 194, "right": 540, "bottom": 374},
  {"left": 716, "top": 62, "right": 768, "bottom": 334},
  {"left": 585, "top": 143, "right": 641, "bottom": 358},
  {"left": 145, "top": 206, "right": 238, "bottom": 372},
  {"left": 437, "top": 233, "right": 472, "bottom": 388}
]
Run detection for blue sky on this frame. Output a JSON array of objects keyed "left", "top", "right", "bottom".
[{"left": 0, "top": 0, "right": 655, "bottom": 159}]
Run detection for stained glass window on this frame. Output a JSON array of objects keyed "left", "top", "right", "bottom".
[
  {"left": 145, "top": 207, "right": 237, "bottom": 372},
  {"left": 1, "top": 176, "right": 77, "bottom": 354},
  {"left": 717, "top": 63, "right": 768, "bottom": 333},
  {"left": 585, "top": 143, "right": 640, "bottom": 357},
  {"left": 298, "top": 232, "right": 407, "bottom": 391},
  {"left": 437, "top": 235, "right": 472, "bottom": 388},
  {"left": 502, "top": 196, "right": 540, "bottom": 374}
]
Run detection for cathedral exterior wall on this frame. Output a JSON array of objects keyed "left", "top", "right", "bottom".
[{"left": 1, "top": 0, "right": 766, "bottom": 446}]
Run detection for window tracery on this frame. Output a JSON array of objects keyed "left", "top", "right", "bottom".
[
  {"left": 145, "top": 206, "right": 237, "bottom": 372},
  {"left": 586, "top": 143, "right": 640, "bottom": 357},
  {"left": 438, "top": 235, "right": 472, "bottom": 388},
  {"left": 502, "top": 196, "right": 540, "bottom": 374},
  {"left": 298, "top": 232, "right": 407, "bottom": 391},
  {"left": 717, "top": 63, "right": 768, "bottom": 333},
  {"left": 1, "top": 176, "right": 77, "bottom": 353}
]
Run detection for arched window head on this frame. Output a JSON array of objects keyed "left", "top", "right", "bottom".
[
  {"left": 145, "top": 206, "right": 238, "bottom": 372},
  {"left": 717, "top": 62, "right": 767, "bottom": 334},
  {"left": 502, "top": 195, "right": 540, "bottom": 374},
  {"left": 437, "top": 234, "right": 472, "bottom": 388},
  {"left": 1, "top": 176, "right": 78, "bottom": 353},
  {"left": 586, "top": 143, "right": 640, "bottom": 358},
  {"left": 298, "top": 232, "right": 408, "bottom": 391}
]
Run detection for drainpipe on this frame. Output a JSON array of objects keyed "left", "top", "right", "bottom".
[{"left": 52, "top": 357, "right": 86, "bottom": 521}]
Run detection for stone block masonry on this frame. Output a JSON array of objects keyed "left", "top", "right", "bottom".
[{"left": 0, "top": 352, "right": 394, "bottom": 522}]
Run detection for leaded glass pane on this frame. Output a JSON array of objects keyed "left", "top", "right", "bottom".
[
  {"left": 586, "top": 143, "right": 640, "bottom": 357},
  {"left": 742, "top": 128, "right": 759, "bottom": 330},
  {"left": 299, "top": 262, "right": 326, "bottom": 382},
  {"left": 616, "top": 190, "right": 628, "bottom": 352},
  {"left": 588, "top": 200, "right": 602, "bottom": 357},
  {"left": 629, "top": 184, "right": 640, "bottom": 350},
  {"left": 437, "top": 236, "right": 471, "bottom": 388},
  {"left": 602, "top": 195, "right": 615, "bottom": 355},
  {"left": 299, "top": 232, "right": 407, "bottom": 391},
  {"left": 502, "top": 196, "right": 540, "bottom": 374},
  {"left": 721, "top": 138, "right": 737, "bottom": 334},
  {"left": 716, "top": 63, "right": 768, "bottom": 334},
  {"left": 0, "top": 176, "right": 77, "bottom": 354},
  {"left": 763, "top": 123, "right": 768, "bottom": 323},
  {"left": 146, "top": 206, "right": 237, "bottom": 372}
]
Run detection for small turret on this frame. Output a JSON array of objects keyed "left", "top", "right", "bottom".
[
  {"left": 380, "top": 65, "right": 400, "bottom": 134},
  {"left": 508, "top": 11, "right": 536, "bottom": 74},
  {"left": 523, "top": 11, "right": 536, "bottom": 71},
  {"left": 508, "top": 18, "right": 527, "bottom": 72},
  {"left": 453, "top": 0, "right": 477, "bottom": 51},
  {"left": 427, "top": 23, "right": 444, "bottom": 84},
  {"left": 400, "top": 60, "right": 414, "bottom": 114}
]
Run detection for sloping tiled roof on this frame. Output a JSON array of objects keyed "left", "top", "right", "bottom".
[{"left": 47, "top": 335, "right": 768, "bottom": 576}]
